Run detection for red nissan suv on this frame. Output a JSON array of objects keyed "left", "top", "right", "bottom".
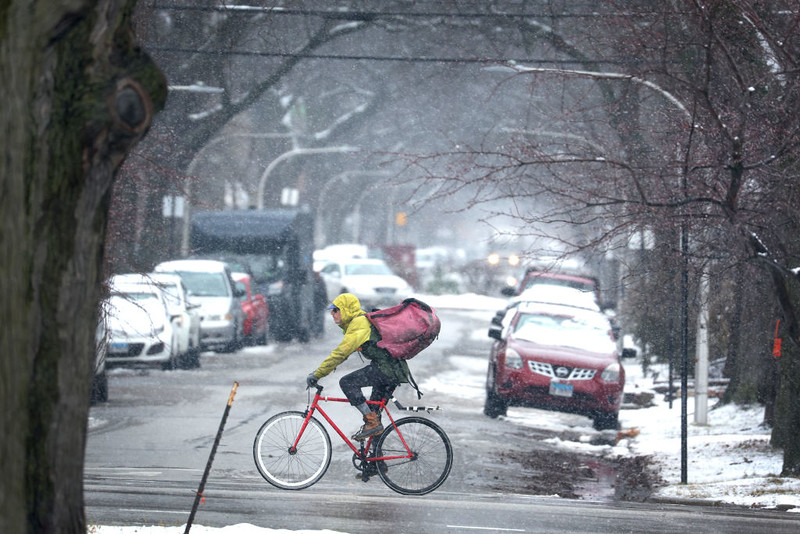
[{"left": 484, "top": 301, "right": 625, "bottom": 430}]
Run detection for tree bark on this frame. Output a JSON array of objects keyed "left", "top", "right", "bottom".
[{"left": 0, "top": 2, "right": 165, "bottom": 533}]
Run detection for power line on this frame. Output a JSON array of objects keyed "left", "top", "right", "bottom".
[
  {"left": 151, "top": 2, "right": 674, "bottom": 20},
  {"left": 146, "top": 45, "right": 651, "bottom": 67}
]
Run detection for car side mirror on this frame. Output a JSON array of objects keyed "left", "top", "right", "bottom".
[
  {"left": 490, "top": 311, "right": 504, "bottom": 327},
  {"left": 235, "top": 287, "right": 246, "bottom": 298},
  {"left": 488, "top": 327, "right": 503, "bottom": 341}
]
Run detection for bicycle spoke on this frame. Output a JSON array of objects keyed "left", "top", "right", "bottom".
[
  {"left": 253, "top": 411, "right": 331, "bottom": 490},
  {"left": 376, "top": 417, "right": 453, "bottom": 495}
]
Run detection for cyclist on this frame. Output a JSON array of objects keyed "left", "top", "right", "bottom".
[{"left": 306, "top": 293, "right": 410, "bottom": 440}]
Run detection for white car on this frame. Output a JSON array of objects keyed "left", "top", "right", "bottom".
[
  {"left": 111, "top": 273, "right": 202, "bottom": 368},
  {"left": 100, "top": 286, "right": 178, "bottom": 369},
  {"left": 318, "top": 258, "right": 413, "bottom": 311},
  {"left": 154, "top": 259, "right": 245, "bottom": 352}
]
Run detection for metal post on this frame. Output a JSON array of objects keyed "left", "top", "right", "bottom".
[
  {"left": 680, "top": 224, "right": 689, "bottom": 484},
  {"left": 184, "top": 382, "right": 239, "bottom": 534},
  {"left": 695, "top": 272, "right": 709, "bottom": 424}
]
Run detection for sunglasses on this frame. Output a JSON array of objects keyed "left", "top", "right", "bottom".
[{"left": 330, "top": 307, "right": 340, "bottom": 313}]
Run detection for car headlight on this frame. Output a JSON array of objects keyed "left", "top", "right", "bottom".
[
  {"left": 504, "top": 348, "right": 523, "bottom": 369},
  {"left": 601, "top": 362, "right": 621, "bottom": 383}
]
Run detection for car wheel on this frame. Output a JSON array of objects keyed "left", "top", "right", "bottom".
[
  {"left": 256, "top": 327, "right": 268, "bottom": 346},
  {"left": 219, "top": 323, "right": 243, "bottom": 353},
  {"left": 188, "top": 346, "right": 201, "bottom": 368},
  {"left": 163, "top": 346, "right": 180, "bottom": 370},
  {"left": 180, "top": 346, "right": 200, "bottom": 369},
  {"left": 593, "top": 411, "right": 619, "bottom": 431},
  {"left": 483, "top": 363, "right": 508, "bottom": 418},
  {"left": 90, "top": 371, "right": 108, "bottom": 403}
]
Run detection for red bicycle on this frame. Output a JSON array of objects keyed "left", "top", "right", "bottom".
[{"left": 253, "top": 384, "right": 453, "bottom": 495}]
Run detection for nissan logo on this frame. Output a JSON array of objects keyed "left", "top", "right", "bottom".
[{"left": 554, "top": 366, "right": 570, "bottom": 378}]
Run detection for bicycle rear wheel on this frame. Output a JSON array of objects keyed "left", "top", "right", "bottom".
[
  {"left": 375, "top": 416, "right": 453, "bottom": 495},
  {"left": 253, "top": 411, "right": 331, "bottom": 490}
]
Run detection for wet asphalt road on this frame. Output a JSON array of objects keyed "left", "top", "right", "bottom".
[{"left": 85, "top": 308, "right": 800, "bottom": 532}]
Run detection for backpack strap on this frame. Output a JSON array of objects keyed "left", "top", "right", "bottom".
[{"left": 405, "top": 364, "right": 423, "bottom": 399}]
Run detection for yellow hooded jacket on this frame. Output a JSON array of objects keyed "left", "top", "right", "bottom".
[{"left": 312, "top": 293, "right": 409, "bottom": 384}]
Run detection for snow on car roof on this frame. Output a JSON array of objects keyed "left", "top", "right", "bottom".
[
  {"left": 511, "top": 284, "right": 600, "bottom": 311},
  {"left": 155, "top": 259, "right": 230, "bottom": 272}
]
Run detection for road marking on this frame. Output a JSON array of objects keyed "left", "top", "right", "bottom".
[
  {"left": 119, "top": 509, "right": 188, "bottom": 515},
  {"left": 446, "top": 527, "right": 525, "bottom": 532}
]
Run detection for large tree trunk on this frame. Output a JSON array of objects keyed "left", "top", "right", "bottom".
[{"left": 0, "top": 2, "right": 165, "bottom": 533}]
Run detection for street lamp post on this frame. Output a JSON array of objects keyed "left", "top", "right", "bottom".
[
  {"left": 497, "top": 63, "right": 697, "bottom": 483},
  {"left": 180, "top": 132, "right": 293, "bottom": 256},
  {"left": 256, "top": 146, "right": 359, "bottom": 209}
]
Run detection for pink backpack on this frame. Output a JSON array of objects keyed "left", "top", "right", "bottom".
[{"left": 366, "top": 298, "right": 441, "bottom": 360}]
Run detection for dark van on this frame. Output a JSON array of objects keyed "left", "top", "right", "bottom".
[{"left": 190, "top": 209, "right": 326, "bottom": 343}]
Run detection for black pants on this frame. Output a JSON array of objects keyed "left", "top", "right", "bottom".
[{"left": 339, "top": 363, "right": 396, "bottom": 410}]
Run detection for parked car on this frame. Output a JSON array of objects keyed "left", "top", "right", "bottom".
[
  {"left": 232, "top": 272, "right": 269, "bottom": 346},
  {"left": 100, "top": 286, "right": 178, "bottom": 369},
  {"left": 111, "top": 273, "right": 202, "bottom": 368},
  {"left": 503, "top": 268, "right": 601, "bottom": 305},
  {"left": 318, "top": 258, "right": 414, "bottom": 311},
  {"left": 154, "top": 259, "right": 245, "bottom": 353},
  {"left": 484, "top": 301, "right": 625, "bottom": 430}
]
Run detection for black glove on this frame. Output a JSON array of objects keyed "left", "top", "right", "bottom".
[{"left": 306, "top": 373, "right": 318, "bottom": 389}]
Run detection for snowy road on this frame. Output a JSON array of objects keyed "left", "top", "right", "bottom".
[{"left": 85, "top": 307, "right": 800, "bottom": 532}]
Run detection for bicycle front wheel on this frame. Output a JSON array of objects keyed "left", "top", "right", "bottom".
[
  {"left": 253, "top": 411, "right": 331, "bottom": 490},
  {"left": 376, "top": 416, "right": 453, "bottom": 495}
]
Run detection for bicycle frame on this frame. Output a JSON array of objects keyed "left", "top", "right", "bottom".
[{"left": 292, "top": 388, "right": 412, "bottom": 465}]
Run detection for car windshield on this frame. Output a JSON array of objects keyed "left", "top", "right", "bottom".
[
  {"left": 175, "top": 271, "right": 230, "bottom": 297},
  {"left": 156, "top": 283, "right": 183, "bottom": 315},
  {"left": 114, "top": 290, "right": 160, "bottom": 304},
  {"left": 513, "top": 313, "right": 615, "bottom": 353},
  {"left": 235, "top": 280, "right": 248, "bottom": 301},
  {"left": 345, "top": 263, "right": 393, "bottom": 276}
]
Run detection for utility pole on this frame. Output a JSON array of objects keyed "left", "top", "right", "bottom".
[{"left": 695, "top": 272, "right": 710, "bottom": 425}]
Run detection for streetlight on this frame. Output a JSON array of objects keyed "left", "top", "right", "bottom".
[
  {"left": 496, "top": 63, "right": 696, "bottom": 483},
  {"left": 255, "top": 146, "right": 359, "bottom": 209},
  {"left": 314, "top": 171, "right": 391, "bottom": 246},
  {"left": 181, "top": 132, "right": 294, "bottom": 256}
]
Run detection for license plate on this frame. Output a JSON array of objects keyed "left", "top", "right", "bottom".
[
  {"left": 549, "top": 380, "right": 573, "bottom": 398},
  {"left": 109, "top": 342, "right": 129, "bottom": 354}
]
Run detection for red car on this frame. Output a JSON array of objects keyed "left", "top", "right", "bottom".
[
  {"left": 502, "top": 268, "right": 601, "bottom": 304},
  {"left": 484, "top": 302, "right": 625, "bottom": 430},
  {"left": 232, "top": 273, "right": 269, "bottom": 346}
]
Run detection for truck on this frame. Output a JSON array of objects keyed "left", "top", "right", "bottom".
[{"left": 190, "top": 208, "right": 326, "bottom": 343}]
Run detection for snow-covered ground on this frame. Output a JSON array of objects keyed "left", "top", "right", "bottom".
[{"left": 91, "top": 293, "right": 799, "bottom": 534}]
